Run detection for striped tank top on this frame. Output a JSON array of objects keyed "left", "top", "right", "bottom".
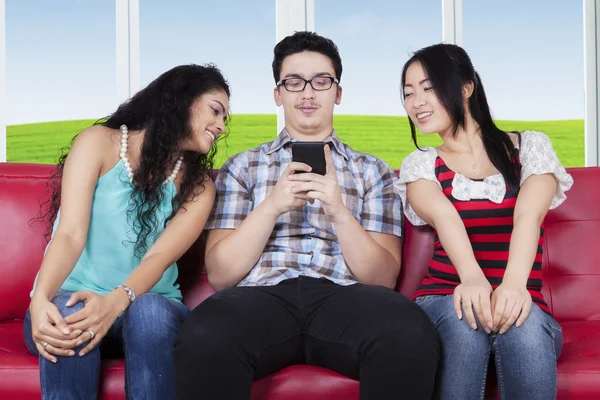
[{"left": 413, "top": 154, "right": 549, "bottom": 313}]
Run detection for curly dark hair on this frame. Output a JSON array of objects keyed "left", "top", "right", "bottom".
[{"left": 38, "top": 63, "right": 231, "bottom": 257}]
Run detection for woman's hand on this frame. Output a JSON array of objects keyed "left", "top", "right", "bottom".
[
  {"left": 63, "top": 290, "right": 129, "bottom": 356},
  {"left": 29, "top": 296, "right": 82, "bottom": 362},
  {"left": 453, "top": 275, "right": 494, "bottom": 333},
  {"left": 491, "top": 282, "right": 532, "bottom": 334}
]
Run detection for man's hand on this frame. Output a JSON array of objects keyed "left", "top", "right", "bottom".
[
  {"left": 288, "top": 145, "right": 351, "bottom": 224},
  {"left": 263, "top": 161, "right": 313, "bottom": 217}
]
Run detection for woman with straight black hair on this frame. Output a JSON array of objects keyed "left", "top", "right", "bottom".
[
  {"left": 395, "top": 43, "right": 573, "bottom": 399},
  {"left": 24, "top": 63, "right": 230, "bottom": 399}
]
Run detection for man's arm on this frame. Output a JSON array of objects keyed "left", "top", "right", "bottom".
[
  {"left": 334, "top": 216, "right": 401, "bottom": 288},
  {"left": 205, "top": 161, "right": 313, "bottom": 290},
  {"left": 289, "top": 146, "right": 401, "bottom": 288},
  {"left": 204, "top": 201, "right": 279, "bottom": 291}
]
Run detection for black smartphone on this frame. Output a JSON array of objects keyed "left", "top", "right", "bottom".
[{"left": 291, "top": 142, "right": 327, "bottom": 175}]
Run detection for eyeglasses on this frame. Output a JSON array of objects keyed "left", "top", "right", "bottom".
[{"left": 276, "top": 76, "right": 339, "bottom": 92}]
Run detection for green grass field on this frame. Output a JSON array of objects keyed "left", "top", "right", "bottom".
[{"left": 7, "top": 115, "right": 584, "bottom": 168}]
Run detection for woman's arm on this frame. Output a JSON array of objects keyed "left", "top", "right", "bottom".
[
  {"left": 492, "top": 174, "right": 556, "bottom": 333},
  {"left": 64, "top": 178, "right": 215, "bottom": 355},
  {"left": 408, "top": 179, "right": 493, "bottom": 332},
  {"left": 29, "top": 126, "right": 109, "bottom": 361},
  {"left": 119, "top": 178, "right": 215, "bottom": 300}
]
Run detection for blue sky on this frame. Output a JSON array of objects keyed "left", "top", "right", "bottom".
[{"left": 6, "top": 0, "right": 583, "bottom": 124}]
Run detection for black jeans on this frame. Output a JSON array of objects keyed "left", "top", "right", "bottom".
[{"left": 174, "top": 276, "right": 440, "bottom": 400}]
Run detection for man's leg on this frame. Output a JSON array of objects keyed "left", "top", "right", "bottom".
[
  {"left": 174, "top": 279, "right": 304, "bottom": 400},
  {"left": 302, "top": 278, "right": 440, "bottom": 400}
]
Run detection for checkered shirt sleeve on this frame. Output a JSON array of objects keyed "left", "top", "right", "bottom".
[{"left": 205, "top": 153, "right": 252, "bottom": 230}]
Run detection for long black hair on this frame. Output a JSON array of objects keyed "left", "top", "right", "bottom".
[
  {"left": 400, "top": 43, "right": 520, "bottom": 191},
  {"left": 39, "top": 63, "right": 231, "bottom": 257}
]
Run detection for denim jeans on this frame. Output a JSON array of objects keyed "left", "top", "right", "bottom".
[
  {"left": 23, "top": 290, "right": 190, "bottom": 400},
  {"left": 416, "top": 294, "right": 562, "bottom": 400}
]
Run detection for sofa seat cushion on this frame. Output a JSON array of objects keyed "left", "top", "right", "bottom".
[
  {"left": 251, "top": 365, "right": 358, "bottom": 399},
  {"left": 556, "top": 321, "right": 600, "bottom": 399},
  {"left": 0, "top": 320, "right": 28, "bottom": 355}
]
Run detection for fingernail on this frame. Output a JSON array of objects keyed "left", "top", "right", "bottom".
[
  {"left": 515, "top": 322, "right": 521, "bottom": 328},
  {"left": 500, "top": 329, "right": 505, "bottom": 334},
  {"left": 458, "top": 314, "right": 462, "bottom": 320},
  {"left": 69, "top": 351, "right": 74, "bottom": 356},
  {"left": 74, "top": 330, "right": 82, "bottom": 336},
  {"left": 471, "top": 324, "right": 477, "bottom": 329},
  {"left": 79, "top": 351, "right": 86, "bottom": 357},
  {"left": 51, "top": 359, "right": 57, "bottom": 364},
  {"left": 487, "top": 322, "right": 493, "bottom": 329},
  {"left": 485, "top": 328, "right": 491, "bottom": 334},
  {"left": 62, "top": 328, "right": 70, "bottom": 334}
]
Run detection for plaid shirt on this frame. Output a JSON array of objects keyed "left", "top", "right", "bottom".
[{"left": 206, "top": 128, "right": 402, "bottom": 287}]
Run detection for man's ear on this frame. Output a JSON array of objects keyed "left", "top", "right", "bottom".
[
  {"left": 274, "top": 87, "right": 283, "bottom": 106},
  {"left": 335, "top": 85, "right": 343, "bottom": 105}
]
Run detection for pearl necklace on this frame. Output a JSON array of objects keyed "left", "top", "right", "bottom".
[{"left": 119, "top": 124, "right": 183, "bottom": 185}]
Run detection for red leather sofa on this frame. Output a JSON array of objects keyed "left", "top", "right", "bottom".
[{"left": 1, "top": 162, "right": 599, "bottom": 399}]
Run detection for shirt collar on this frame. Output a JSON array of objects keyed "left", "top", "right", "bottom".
[{"left": 266, "top": 128, "right": 349, "bottom": 161}]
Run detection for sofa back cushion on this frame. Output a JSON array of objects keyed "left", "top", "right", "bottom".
[
  {"left": 0, "top": 163, "right": 56, "bottom": 320},
  {"left": 1, "top": 163, "right": 598, "bottom": 324},
  {"left": 541, "top": 167, "right": 600, "bottom": 322}
]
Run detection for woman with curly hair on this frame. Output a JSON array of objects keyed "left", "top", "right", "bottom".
[{"left": 23, "top": 63, "right": 230, "bottom": 400}]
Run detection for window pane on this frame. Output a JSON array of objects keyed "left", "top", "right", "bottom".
[
  {"left": 139, "top": 0, "right": 276, "bottom": 166},
  {"left": 463, "top": 0, "right": 584, "bottom": 167},
  {"left": 7, "top": 0, "right": 116, "bottom": 163},
  {"left": 315, "top": 0, "right": 443, "bottom": 169}
]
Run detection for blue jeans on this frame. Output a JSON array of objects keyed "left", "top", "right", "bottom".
[
  {"left": 416, "top": 295, "right": 562, "bottom": 400},
  {"left": 23, "top": 290, "right": 190, "bottom": 400}
]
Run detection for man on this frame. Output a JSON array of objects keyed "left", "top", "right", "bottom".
[{"left": 174, "top": 31, "right": 439, "bottom": 400}]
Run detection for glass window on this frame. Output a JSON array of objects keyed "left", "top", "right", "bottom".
[
  {"left": 7, "top": 0, "right": 116, "bottom": 163},
  {"left": 316, "top": 0, "right": 443, "bottom": 169},
  {"left": 139, "top": 0, "right": 276, "bottom": 167},
  {"left": 463, "top": 0, "right": 584, "bottom": 167}
]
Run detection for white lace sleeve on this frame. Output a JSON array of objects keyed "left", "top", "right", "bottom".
[
  {"left": 394, "top": 148, "right": 439, "bottom": 226},
  {"left": 519, "top": 131, "right": 574, "bottom": 209}
]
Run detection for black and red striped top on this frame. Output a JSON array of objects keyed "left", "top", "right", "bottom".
[{"left": 413, "top": 155, "right": 549, "bottom": 313}]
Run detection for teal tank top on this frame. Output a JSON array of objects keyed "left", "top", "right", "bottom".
[{"left": 31, "top": 159, "right": 182, "bottom": 301}]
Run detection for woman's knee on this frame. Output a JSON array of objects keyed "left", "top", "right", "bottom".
[
  {"left": 124, "top": 294, "right": 189, "bottom": 344},
  {"left": 418, "top": 295, "right": 490, "bottom": 357},
  {"left": 51, "top": 291, "right": 85, "bottom": 317},
  {"left": 495, "top": 304, "right": 562, "bottom": 357}
]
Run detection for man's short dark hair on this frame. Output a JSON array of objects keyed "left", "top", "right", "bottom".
[{"left": 272, "top": 31, "right": 343, "bottom": 83}]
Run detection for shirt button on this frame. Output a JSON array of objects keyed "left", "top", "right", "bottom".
[{"left": 308, "top": 251, "right": 314, "bottom": 256}]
